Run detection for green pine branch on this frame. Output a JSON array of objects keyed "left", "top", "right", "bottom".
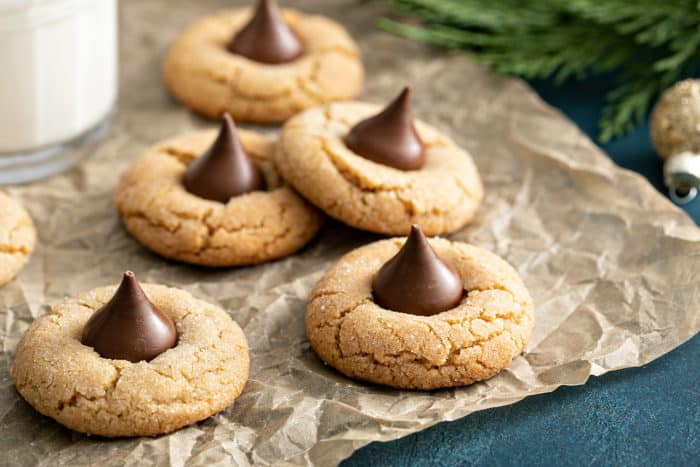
[{"left": 380, "top": 0, "right": 700, "bottom": 142}]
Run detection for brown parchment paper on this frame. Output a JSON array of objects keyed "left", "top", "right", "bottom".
[{"left": 2, "top": 0, "right": 700, "bottom": 465}]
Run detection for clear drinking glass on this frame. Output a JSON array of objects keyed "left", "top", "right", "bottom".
[{"left": 0, "top": 0, "right": 117, "bottom": 184}]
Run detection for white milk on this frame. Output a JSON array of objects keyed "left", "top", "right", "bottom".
[{"left": 0, "top": 0, "right": 117, "bottom": 182}]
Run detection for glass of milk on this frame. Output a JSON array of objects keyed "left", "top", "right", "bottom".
[{"left": 0, "top": 0, "right": 117, "bottom": 184}]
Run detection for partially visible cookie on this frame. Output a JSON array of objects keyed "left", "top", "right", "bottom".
[
  {"left": 306, "top": 236, "right": 533, "bottom": 390},
  {"left": 0, "top": 192, "right": 36, "bottom": 287},
  {"left": 114, "top": 127, "right": 323, "bottom": 267},
  {"left": 12, "top": 281, "right": 249, "bottom": 437},
  {"left": 163, "top": 5, "right": 364, "bottom": 123},
  {"left": 275, "top": 100, "right": 483, "bottom": 236}
]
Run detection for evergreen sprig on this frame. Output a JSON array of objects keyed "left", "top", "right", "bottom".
[{"left": 380, "top": 0, "right": 700, "bottom": 142}]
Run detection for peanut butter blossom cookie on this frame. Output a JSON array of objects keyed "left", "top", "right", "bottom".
[
  {"left": 114, "top": 114, "right": 323, "bottom": 266},
  {"left": 0, "top": 192, "right": 36, "bottom": 287},
  {"left": 12, "top": 272, "right": 249, "bottom": 437},
  {"left": 306, "top": 225, "right": 533, "bottom": 390},
  {"left": 163, "top": 0, "right": 364, "bottom": 123},
  {"left": 275, "top": 87, "right": 484, "bottom": 236}
]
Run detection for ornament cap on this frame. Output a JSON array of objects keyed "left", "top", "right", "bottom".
[{"left": 663, "top": 151, "right": 700, "bottom": 204}]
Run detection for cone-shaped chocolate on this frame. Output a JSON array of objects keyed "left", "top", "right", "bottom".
[
  {"left": 183, "top": 113, "right": 265, "bottom": 203},
  {"left": 345, "top": 86, "right": 426, "bottom": 171},
  {"left": 227, "top": 0, "right": 303, "bottom": 64},
  {"left": 372, "top": 225, "right": 463, "bottom": 316},
  {"left": 81, "top": 272, "right": 177, "bottom": 362}
]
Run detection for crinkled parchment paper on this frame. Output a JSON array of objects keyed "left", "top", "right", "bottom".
[{"left": 2, "top": 1, "right": 699, "bottom": 465}]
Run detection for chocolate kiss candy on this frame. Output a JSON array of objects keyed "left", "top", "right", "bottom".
[
  {"left": 345, "top": 86, "right": 426, "bottom": 171},
  {"left": 81, "top": 272, "right": 177, "bottom": 362},
  {"left": 183, "top": 113, "right": 265, "bottom": 203},
  {"left": 227, "top": 0, "right": 303, "bottom": 64},
  {"left": 372, "top": 225, "right": 464, "bottom": 316}
]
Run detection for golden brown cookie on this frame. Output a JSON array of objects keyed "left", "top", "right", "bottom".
[
  {"left": 114, "top": 127, "right": 323, "bottom": 267},
  {"left": 162, "top": 7, "right": 364, "bottom": 123},
  {"left": 12, "top": 282, "right": 249, "bottom": 437},
  {"left": 275, "top": 102, "right": 484, "bottom": 236},
  {"left": 306, "top": 236, "right": 533, "bottom": 390},
  {"left": 0, "top": 192, "right": 36, "bottom": 287}
]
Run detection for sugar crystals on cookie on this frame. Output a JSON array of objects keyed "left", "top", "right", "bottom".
[
  {"left": 114, "top": 122, "right": 323, "bottom": 266},
  {"left": 306, "top": 227, "right": 534, "bottom": 389},
  {"left": 276, "top": 86, "right": 484, "bottom": 235},
  {"left": 163, "top": 0, "right": 363, "bottom": 122},
  {"left": 12, "top": 273, "right": 250, "bottom": 437},
  {"left": 0, "top": 192, "right": 36, "bottom": 287}
]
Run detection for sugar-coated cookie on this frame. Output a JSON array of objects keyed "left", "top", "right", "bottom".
[
  {"left": 306, "top": 234, "right": 533, "bottom": 390},
  {"left": 114, "top": 126, "right": 323, "bottom": 267},
  {"left": 275, "top": 99, "right": 483, "bottom": 236},
  {"left": 163, "top": 4, "right": 363, "bottom": 123},
  {"left": 0, "top": 191, "right": 36, "bottom": 287},
  {"left": 12, "top": 281, "right": 249, "bottom": 437}
]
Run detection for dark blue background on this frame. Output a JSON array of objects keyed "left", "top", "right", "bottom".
[{"left": 343, "top": 77, "right": 700, "bottom": 466}]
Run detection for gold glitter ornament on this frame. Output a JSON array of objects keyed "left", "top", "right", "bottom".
[{"left": 650, "top": 79, "right": 700, "bottom": 204}]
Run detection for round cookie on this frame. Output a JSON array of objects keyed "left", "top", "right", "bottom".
[
  {"left": 162, "top": 7, "right": 363, "bottom": 123},
  {"left": 0, "top": 192, "right": 36, "bottom": 287},
  {"left": 275, "top": 102, "right": 484, "bottom": 236},
  {"left": 306, "top": 237, "right": 533, "bottom": 390},
  {"left": 12, "top": 282, "right": 249, "bottom": 437},
  {"left": 114, "top": 127, "right": 323, "bottom": 267}
]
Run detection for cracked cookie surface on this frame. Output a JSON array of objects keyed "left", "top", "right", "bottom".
[
  {"left": 0, "top": 192, "right": 36, "bottom": 287},
  {"left": 276, "top": 102, "right": 483, "bottom": 236},
  {"left": 114, "top": 128, "right": 323, "bottom": 266},
  {"left": 306, "top": 237, "right": 533, "bottom": 390},
  {"left": 163, "top": 8, "right": 364, "bottom": 123},
  {"left": 12, "top": 283, "right": 249, "bottom": 437}
]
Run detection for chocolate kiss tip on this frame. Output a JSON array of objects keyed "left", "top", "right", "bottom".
[
  {"left": 227, "top": 0, "right": 303, "bottom": 64},
  {"left": 81, "top": 272, "right": 177, "bottom": 363},
  {"left": 345, "top": 86, "right": 426, "bottom": 171},
  {"left": 183, "top": 113, "right": 265, "bottom": 203},
  {"left": 372, "top": 225, "right": 464, "bottom": 316}
]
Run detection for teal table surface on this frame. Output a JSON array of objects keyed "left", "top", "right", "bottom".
[{"left": 343, "top": 76, "right": 700, "bottom": 466}]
